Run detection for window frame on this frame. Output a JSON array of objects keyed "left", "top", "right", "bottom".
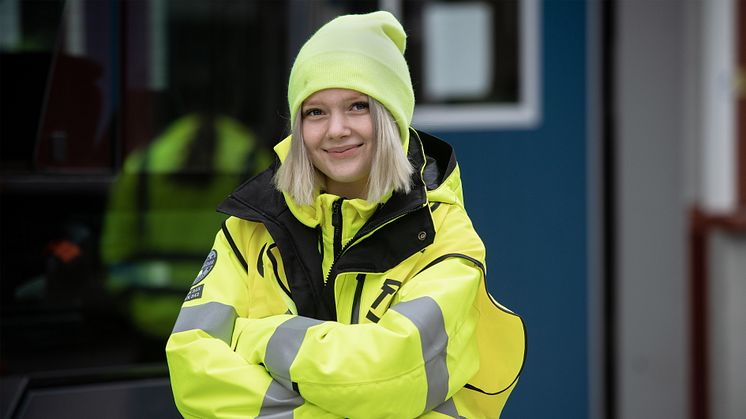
[{"left": 382, "top": 0, "right": 542, "bottom": 130}]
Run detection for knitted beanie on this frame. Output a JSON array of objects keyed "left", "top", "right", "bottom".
[{"left": 288, "top": 11, "right": 414, "bottom": 151}]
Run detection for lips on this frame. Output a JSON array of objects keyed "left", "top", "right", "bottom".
[{"left": 325, "top": 144, "right": 363, "bottom": 154}]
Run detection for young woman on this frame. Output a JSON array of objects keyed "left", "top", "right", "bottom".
[{"left": 166, "top": 11, "right": 525, "bottom": 418}]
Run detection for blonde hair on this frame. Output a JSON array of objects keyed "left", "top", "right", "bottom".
[{"left": 274, "top": 96, "right": 413, "bottom": 205}]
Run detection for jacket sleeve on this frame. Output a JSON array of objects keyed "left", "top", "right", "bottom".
[
  {"left": 165, "top": 219, "right": 339, "bottom": 419},
  {"left": 233, "top": 256, "right": 482, "bottom": 419}
]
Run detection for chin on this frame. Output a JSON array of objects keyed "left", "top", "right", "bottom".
[
  {"left": 328, "top": 174, "right": 365, "bottom": 183},
  {"left": 325, "top": 166, "right": 367, "bottom": 182}
]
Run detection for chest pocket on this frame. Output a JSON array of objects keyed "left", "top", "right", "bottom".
[
  {"left": 263, "top": 243, "right": 291, "bottom": 299},
  {"left": 364, "top": 278, "right": 402, "bottom": 323},
  {"left": 248, "top": 242, "right": 294, "bottom": 318}
]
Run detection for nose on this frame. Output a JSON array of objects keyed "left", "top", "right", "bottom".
[{"left": 327, "top": 111, "right": 351, "bottom": 140}]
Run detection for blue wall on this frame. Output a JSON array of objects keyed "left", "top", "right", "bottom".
[{"left": 431, "top": 2, "right": 588, "bottom": 417}]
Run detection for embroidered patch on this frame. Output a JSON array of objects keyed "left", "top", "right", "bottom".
[
  {"left": 184, "top": 284, "right": 204, "bottom": 301},
  {"left": 193, "top": 249, "right": 217, "bottom": 286}
]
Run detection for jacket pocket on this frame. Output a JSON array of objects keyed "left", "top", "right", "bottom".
[
  {"left": 266, "top": 243, "right": 291, "bottom": 299},
  {"left": 350, "top": 273, "right": 366, "bottom": 324}
]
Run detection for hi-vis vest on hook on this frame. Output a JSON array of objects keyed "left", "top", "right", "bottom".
[{"left": 166, "top": 129, "right": 526, "bottom": 418}]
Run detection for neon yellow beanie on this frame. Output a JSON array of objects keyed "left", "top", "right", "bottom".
[{"left": 288, "top": 11, "right": 414, "bottom": 151}]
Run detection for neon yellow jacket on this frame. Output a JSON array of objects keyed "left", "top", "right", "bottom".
[{"left": 166, "top": 130, "right": 525, "bottom": 418}]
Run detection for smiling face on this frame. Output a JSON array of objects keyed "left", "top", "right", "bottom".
[{"left": 301, "top": 88, "right": 375, "bottom": 199}]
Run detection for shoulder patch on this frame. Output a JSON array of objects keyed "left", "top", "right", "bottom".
[
  {"left": 185, "top": 284, "right": 204, "bottom": 301},
  {"left": 193, "top": 249, "right": 217, "bottom": 285}
]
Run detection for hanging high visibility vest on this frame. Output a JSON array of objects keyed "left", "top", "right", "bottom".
[{"left": 101, "top": 114, "right": 271, "bottom": 338}]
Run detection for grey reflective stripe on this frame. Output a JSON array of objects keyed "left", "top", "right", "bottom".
[
  {"left": 264, "top": 316, "right": 323, "bottom": 389},
  {"left": 171, "top": 301, "right": 237, "bottom": 345},
  {"left": 432, "top": 397, "right": 462, "bottom": 418},
  {"left": 391, "top": 297, "right": 449, "bottom": 413},
  {"left": 257, "top": 380, "right": 303, "bottom": 418}
]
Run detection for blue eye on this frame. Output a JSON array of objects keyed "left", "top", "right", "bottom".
[
  {"left": 303, "top": 108, "right": 323, "bottom": 117},
  {"left": 351, "top": 102, "right": 369, "bottom": 111}
]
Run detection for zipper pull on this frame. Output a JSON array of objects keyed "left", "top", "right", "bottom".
[{"left": 332, "top": 199, "right": 342, "bottom": 217}]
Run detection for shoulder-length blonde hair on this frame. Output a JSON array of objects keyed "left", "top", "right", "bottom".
[{"left": 273, "top": 96, "right": 413, "bottom": 206}]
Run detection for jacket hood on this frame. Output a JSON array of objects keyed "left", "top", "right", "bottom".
[{"left": 414, "top": 130, "right": 465, "bottom": 209}]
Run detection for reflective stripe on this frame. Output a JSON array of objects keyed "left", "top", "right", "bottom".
[
  {"left": 264, "top": 316, "right": 323, "bottom": 389},
  {"left": 171, "top": 301, "right": 237, "bottom": 345},
  {"left": 432, "top": 397, "right": 462, "bottom": 418},
  {"left": 257, "top": 380, "right": 303, "bottom": 418},
  {"left": 391, "top": 297, "right": 449, "bottom": 413}
]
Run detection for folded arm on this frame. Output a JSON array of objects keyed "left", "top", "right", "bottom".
[{"left": 233, "top": 257, "right": 482, "bottom": 418}]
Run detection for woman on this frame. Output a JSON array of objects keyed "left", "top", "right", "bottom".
[{"left": 166, "top": 11, "right": 525, "bottom": 418}]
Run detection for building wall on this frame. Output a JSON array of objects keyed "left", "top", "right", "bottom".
[
  {"left": 432, "top": 1, "right": 590, "bottom": 417},
  {"left": 616, "top": 1, "right": 688, "bottom": 418}
]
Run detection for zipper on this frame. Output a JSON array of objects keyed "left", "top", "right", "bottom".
[
  {"left": 350, "top": 273, "right": 365, "bottom": 324},
  {"left": 332, "top": 198, "right": 344, "bottom": 258},
  {"left": 325, "top": 198, "right": 345, "bottom": 284},
  {"left": 316, "top": 226, "right": 324, "bottom": 266}
]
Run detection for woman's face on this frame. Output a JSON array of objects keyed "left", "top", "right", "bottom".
[{"left": 301, "top": 88, "right": 374, "bottom": 199}]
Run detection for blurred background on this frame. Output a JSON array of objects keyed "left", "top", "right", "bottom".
[{"left": 0, "top": 0, "right": 744, "bottom": 418}]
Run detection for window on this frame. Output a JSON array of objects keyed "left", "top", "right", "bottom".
[
  {"left": 394, "top": 0, "right": 542, "bottom": 130},
  {"left": 0, "top": 0, "right": 287, "bottom": 374}
]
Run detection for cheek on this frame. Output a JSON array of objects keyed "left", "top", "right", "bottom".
[
  {"left": 360, "top": 118, "right": 374, "bottom": 141},
  {"left": 302, "top": 125, "right": 322, "bottom": 150}
]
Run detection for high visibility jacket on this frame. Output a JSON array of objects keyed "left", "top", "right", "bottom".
[
  {"left": 166, "top": 129, "right": 526, "bottom": 418},
  {"left": 102, "top": 114, "right": 271, "bottom": 338}
]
